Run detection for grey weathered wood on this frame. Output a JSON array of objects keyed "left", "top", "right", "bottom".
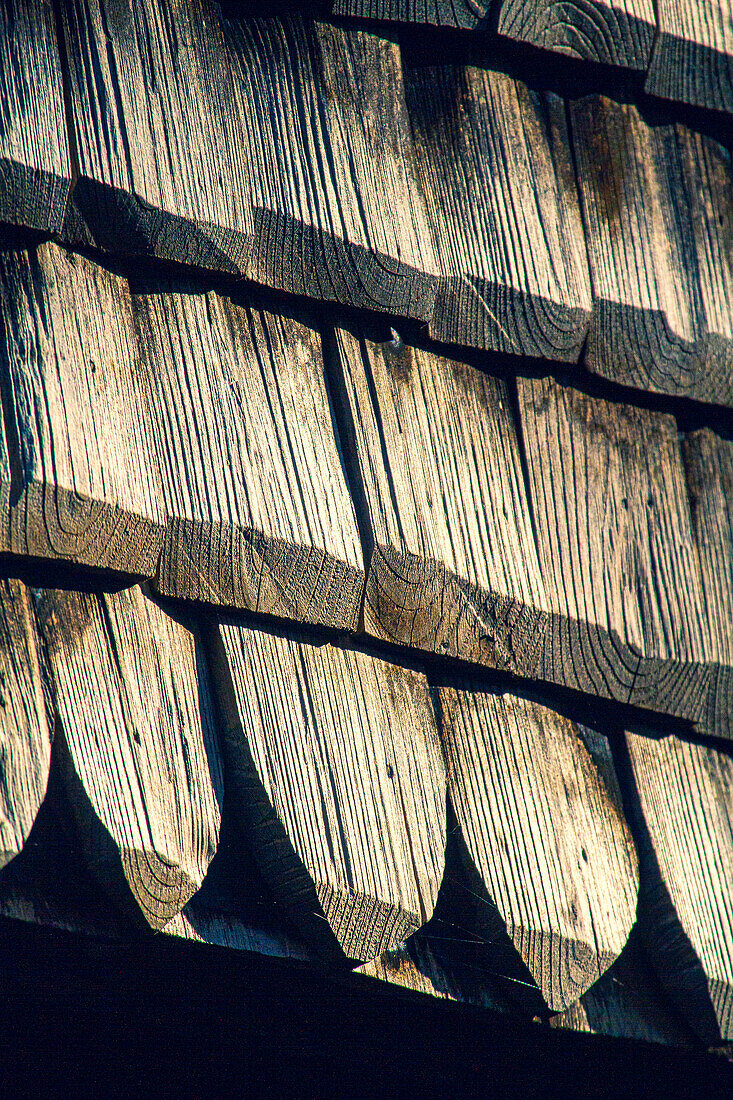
[
  {"left": 59, "top": 0, "right": 253, "bottom": 270},
  {"left": 34, "top": 585, "right": 224, "bottom": 930},
  {"left": 135, "top": 283, "right": 364, "bottom": 629},
  {"left": 0, "top": 0, "right": 72, "bottom": 234},
  {"left": 0, "top": 578, "right": 53, "bottom": 871},
  {"left": 331, "top": 326, "right": 549, "bottom": 673},
  {"left": 62, "top": 1, "right": 438, "bottom": 319},
  {"left": 625, "top": 730, "right": 733, "bottom": 1044},
  {"left": 438, "top": 687, "right": 639, "bottom": 1013},
  {"left": 0, "top": 241, "right": 362, "bottom": 628},
  {"left": 551, "top": 937, "right": 697, "bottom": 1047},
  {"left": 330, "top": 0, "right": 490, "bottom": 25},
  {"left": 571, "top": 97, "right": 733, "bottom": 407},
  {"left": 213, "top": 622, "right": 446, "bottom": 962},
  {"left": 518, "top": 375, "right": 725, "bottom": 733},
  {"left": 223, "top": 16, "right": 438, "bottom": 319},
  {"left": 682, "top": 430, "right": 733, "bottom": 739},
  {"left": 646, "top": 0, "right": 733, "bottom": 114},
  {"left": 0, "top": 243, "right": 165, "bottom": 573},
  {"left": 403, "top": 60, "right": 591, "bottom": 359},
  {"left": 496, "top": 0, "right": 656, "bottom": 68}
]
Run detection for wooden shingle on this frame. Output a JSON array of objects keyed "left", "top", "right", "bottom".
[{"left": 647, "top": 0, "right": 733, "bottom": 114}]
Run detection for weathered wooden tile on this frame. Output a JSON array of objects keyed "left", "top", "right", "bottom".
[
  {"left": 518, "top": 375, "right": 725, "bottom": 733},
  {"left": 571, "top": 97, "right": 733, "bottom": 407},
  {"left": 646, "top": 0, "right": 733, "bottom": 115},
  {"left": 223, "top": 16, "right": 438, "bottom": 319},
  {"left": 214, "top": 622, "right": 447, "bottom": 962},
  {"left": 332, "top": 326, "right": 549, "bottom": 673},
  {"left": 438, "top": 687, "right": 639, "bottom": 1013},
  {"left": 59, "top": 0, "right": 253, "bottom": 271},
  {"left": 0, "top": 0, "right": 72, "bottom": 234},
  {"left": 62, "top": 0, "right": 438, "bottom": 319},
  {"left": 136, "top": 283, "right": 364, "bottom": 629},
  {"left": 0, "top": 578, "right": 53, "bottom": 871},
  {"left": 551, "top": 936, "right": 698, "bottom": 1047},
  {"left": 682, "top": 430, "right": 733, "bottom": 739},
  {"left": 34, "top": 585, "right": 224, "bottom": 930},
  {"left": 403, "top": 58, "right": 591, "bottom": 360},
  {"left": 0, "top": 244, "right": 165, "bottom": 574},
  {"left": 496, "top": 0, "right": 656, "bottom": 69},
  {"left": 330, "top": 0, "right": 491, "bottom": 26},
  {"left": 625, "top": 730, "right": 733, "bottom": 1044}
]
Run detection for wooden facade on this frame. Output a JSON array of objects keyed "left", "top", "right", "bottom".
[{"left": 1, "top": 0, "right": 733, "bottom": 1089}]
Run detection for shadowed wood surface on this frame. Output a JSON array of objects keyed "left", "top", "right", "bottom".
[
  {"left": 59, "top": 0, "right": 254, "bottom": 270},
  {"left": 33, "top": 585, "right": 224, "bottom": 930},
  {"left": 496, "top": 0, "right": 656, "bottom": 68},
  {"left": 0, "top": 0, "right": 71, "bottom": 234},
  {"left": 571, "top": 97, "right": 733, "bottom": 407},
  {"left": 332, "top": 326, "right": 548, "bottom": 672},
  {"left": 213, "top": 621, "right": 446, "bottom": 962},
  {"left": 331, "top": 0, "right": 491, "bottom": 26},
  {"left": 403, "top": 59, "right": 591, "bottom": 359},
  {"left": 517, "top": 376, "right": 723, "bottom": 733},
  {"left": 647, "top": 0, "right": 733, "bottom": 114},
  {"left": 551, "top": 936, "right": 698, "bottom": 1047},
  {"left": 438, "top": 687, "right": 639, "bottom": 1012},
  {"left": 134, "top": 282, "right": 364, "bottom": 628},
  {"left": 625, "top": 731, "right": 733, "bottom": 1044},
  {"left": 0, "top": 579, "right": 52, "bottom": 870},
  {"left": 682, "top": 430, "right": 733, "bottom": 739},
  {"left": 0, "top": 244, "right": 165, "bottom": 574},
  {"left": 224, "top": 16, "right": 438, "bottom": 319}
]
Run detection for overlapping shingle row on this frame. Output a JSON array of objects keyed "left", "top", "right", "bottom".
[{"left": 0, "top": 0, "right": 732, "bottom": 1061}]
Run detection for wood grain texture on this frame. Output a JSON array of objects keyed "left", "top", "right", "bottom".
[
  {"left": 438, "top": 687, "right": 639, "bottom": 1013},
  {"left": 59, "top": 0, "right": 254, "bottom": 270},
  {"left": 647, "top": 0, "right": 733, "bottom": 114},
  {"left": 0, "top": 0, "right": 71, "bottom": 234},
  {"left": 518, "top": 375, "right": 724, "bottom": 732},
  {"left": 62, "top": 1, "right": 438, "bottom": 318},
  {"left": 135, "top": 283, "right": 364, "bottom": 628},
  {"left": 214, "top": 622, "right": 446, "bottom": 962},
  {"left": 0, "top": 243, "right": 165, "bottom": 574},
  {"left": 551, "top": 936, "right": 697, "bottom": 1047},
  {"left": 330, "top": 0, "right": 491, "bottom": 26},
  {"left": 34, "top": 585, "right": 224, "bottom": 930},
  {"left": 625, "top": 731, "right": 733, "bottom": 1043},
  {"left": 496, "top": 0, "right": 656, "bottom": 68},
  {"left": 683, "top": 430, "right": 733, "bottom": 740},
  {"left": 404, "top": 60, "right": 591, "bottom": 359},
  {"left": 332, "top": 326, "right": 548, "bottom": 672},
  {"left": 0, "top": 578, "right": 52, "bottom": 871},
  {"left": 224, "top": 16, "right": 438, "bottom": 318},
  {"left": 571, "top": 97, "right": 733, "bottom": 407}
]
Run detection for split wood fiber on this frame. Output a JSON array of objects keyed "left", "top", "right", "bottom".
[
  {"left": 61, "top": 0, "right": 439, "bottom": 320},
  {"left": 33, "top": 585, "right": 224, "bottom": 929},
  {"left": 438, "top": 687, "right": 639, "bottom": 1013},
  {"left": 0, "top": 579, "right": 53, "bottom": 870},
  {"left": 647, "top": 0, "right": 733, "bottom": 114},
  {"left": 0, "top": 242, "right": 363, "bottom": 629},
  {"left": 134, "top": 282, "right": 364, "bottom": 628},
  {"left": 571, "top": 97, "right": 733, "bottom": 407},
  {"left": 331, "top": 326, "right": 549, "bottom": 673},
  {"left": 517, "top": 375, "right": 728, "bottom": 735},
  {"left": 213, "top": 621, "right": 446, "bottom": 962},
  {"left": 0, "top": 0, "right": 72, "bottom": 234},
  {"left": 330, "top": 0, "right": 491, "bottom": 26},
  {"left": 0, "top": 244, "right": 165, "bottom": 574},
  {"left": 496, "top": 0, "right": 656, "bottom": 69},
  {"left": 625, "top": 730, "right": 733, "bottom": 1044},
  {"left": 223, "top": 16, "right": 438, "bottom": 318},
  {"left": 403, "top": 57, "right": 591, "bottom": 359}
]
